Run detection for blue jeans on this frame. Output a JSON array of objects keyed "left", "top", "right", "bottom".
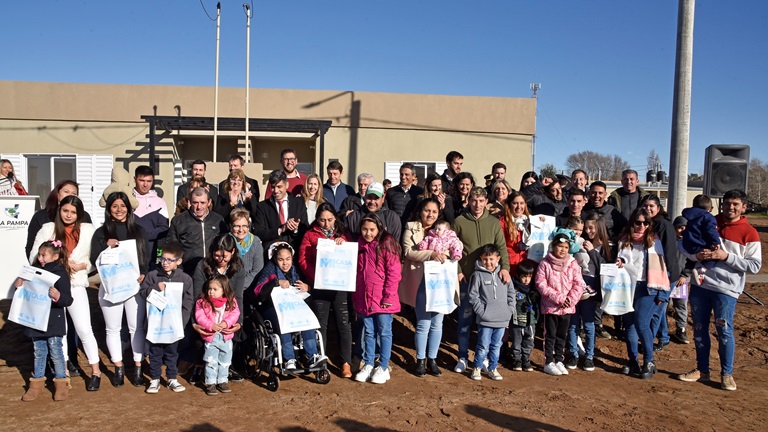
[
  {"left": 33, "top": 336, "right": 66, "bottom": 379},
  {"left": 568, "top": 299, "right": 596, "bottom": 359},
  {"left": 261, "top": 307, "right": 319, "bottom": 362},
  {"left": 204, "top": 333, "right": 233, "bottom": 385},
  {"left": 689, "top": 286, "right": 737, "bottom": 376},
  {"left": 415, "top": 279, "right": 444, "bottom": 360},
  {"left": 457, "top": 281, "right": 474, "bottom": 360},
  {"left": 362, "top": 313, "right": 393, "bottom": 369},
  {"left": 623, "top": 282, "right": 657, "bottom": 364},
  {"left": 474, "top": 325, "right": 504, "bottom": 371}
]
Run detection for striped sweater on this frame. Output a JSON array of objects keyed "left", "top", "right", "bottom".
[{"left": 681, "top": 214, "right": 761, "bottom": 298}]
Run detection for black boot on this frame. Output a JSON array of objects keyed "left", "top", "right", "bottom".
[
  {"left": 415, "top": 359, "right": 426, "bottom": 377},
  {"left": 132, "top": 366, "right": 145, "bottom": 387},
  {"left": 427, "top": 358, "right": 442, "bottom": 376},
  {"left": 640, "top": 361, "right": 657, "bottom": 380},
  {"left": 622, "top": 360, "right": 641, "bottom": 376},
  {"left": 87, "top": 374, "right": 101, "bottom": 391},
  {"left": 67, "top": 360, "right": 81, "bottom": 377},
  {"left": 112, "top": 365, "right": 125, "bottom": 387}
]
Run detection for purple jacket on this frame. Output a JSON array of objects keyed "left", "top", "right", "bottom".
[{"left": 353, "top": 238, "right": 402, "bottom": 316}]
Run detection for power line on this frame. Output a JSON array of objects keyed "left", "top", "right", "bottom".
[{"left": 199, "top": 0, "right": 217, "bottom": 21}]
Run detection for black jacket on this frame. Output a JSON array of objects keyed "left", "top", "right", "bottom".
[
  {"left": 252, "top": 195, "right": 307, "bottom": 251},
  {"left": 140, "top": 268, "right": 194, "bottom": 327},
  {"left": 341, "top": 193, "right": 365, "bottom": 214},
  {"left": 583, "top": 202, "right": 627, "bottom": 242},
  {"left": 24, "top": 262, "right": 73, "bottom": 338},
  {"left": 167, "top": 210, "right": 227, "bottom": 275},
  {"left": 385, "top": 185, "right": 424, "bottom": 227},
  {"left": 176, "top": 181, "right": 219, "bottom": 210},
  {"left": 344, "top": 207, "right": 402, "bottom": 242}
]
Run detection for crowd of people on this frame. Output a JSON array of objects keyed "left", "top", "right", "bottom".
[{"left": 13, "top": 148, "right": 762, "bottom": 402}]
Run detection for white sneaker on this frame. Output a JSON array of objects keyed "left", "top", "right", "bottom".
[
  {"left": 471, "top": 367, "right": 482, "bottom": 381},
  {"left": 454, "top": 358, "right": 468, "bottom": 373},
  {"left": 309, "top": 354, "right": 327, "bottom": 369},
  {"left": 285, "top": 359, "right": 297, "bottom": 371},
  {"left": 355, "top": 364, "right": 374, "bottom": 383},
  {"left": 487, "top": 368, "right": 503, "bottom": 381},
  {"left": 146, "top": 379, "right": 160, "bottom": 394},
  {"left": 168, "top": 379, "right": 186, "bottom": 393},
  {"left": 543, "top": 362, "right": 562, "bottom": 376},
  {"left": 481, "top": 358, "right": 490, "bottom": 373},
  {"left": 555, "top": 362, "right": 569, "bottom": 375},
  {"left": 370, "top": 366, "right": 391, "bottom": 384}
]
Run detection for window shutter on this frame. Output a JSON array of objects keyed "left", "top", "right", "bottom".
[
  {"left": 384, "top": 162, "right": 402, "bottom": 184},
  {"left": 76, "top": 155, "right": 113, "bottom": 227},
  {"left": 435, "top": 162, "right": 447, "bottom": 176}
]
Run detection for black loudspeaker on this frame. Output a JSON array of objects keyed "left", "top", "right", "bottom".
[{"left": 703, "top": 145, "right": 749, "bottom": 198}]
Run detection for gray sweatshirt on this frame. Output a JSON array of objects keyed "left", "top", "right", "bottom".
[{"left": 468, "top": 260, "right": 516, "bottom": 328}]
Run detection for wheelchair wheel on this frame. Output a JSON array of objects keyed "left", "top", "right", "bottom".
[
  {"left": 316, "top": 369, "right": 331, "bottom": 384},
  {"left": 267, "top": 375, "right": 279, "bottom": 392},
  {"left": 245, "top": 318, "right": 269, "bottom": 378}
]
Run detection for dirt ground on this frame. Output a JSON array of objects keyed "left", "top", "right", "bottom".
[{"left": 1, "top": 216, "right": 766, "bottom": 432}]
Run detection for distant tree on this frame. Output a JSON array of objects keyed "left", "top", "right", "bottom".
[
  {"left": 538, "top": 163, "right": 558, "bottom": 179},
  {"left": 565, "top": 151, "right": 630, "bottom": 181},
  {"left": 748, "top": 158, "right": 768, "bottom": 206},
  {"left": 688, "top": 172, "right": 703, "bottom": 182}
]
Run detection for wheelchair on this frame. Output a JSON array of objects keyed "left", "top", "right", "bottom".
[{"left": 243, "top": 307, "right": 331, "bottom": 391}]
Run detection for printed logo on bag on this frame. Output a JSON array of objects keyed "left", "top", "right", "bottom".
[{"left": 319, "top": 257, "right": 354, "bottom": 268}]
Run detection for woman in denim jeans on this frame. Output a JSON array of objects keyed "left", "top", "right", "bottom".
[
  {"left": 616, "top": 208, "right": 670, "bottom": 380},
  {"left": 399, "top": 198, "right": 454, "bottom": 377}
]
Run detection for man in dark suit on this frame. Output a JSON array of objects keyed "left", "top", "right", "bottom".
[
  {"left": 218, "top": 154, "right": 260, "bottom": 203},
  {"left": 253, "top": 170, "right": 307, "bottom": 251},
  {"left": 177, "top": 159, "right": 219, "bottom": 206},
  {"left": 440, "top": 150, "right": 463, "bottom": 195},
  {"left": 385, "top": 162, "right": 424, "bottom": 227}
]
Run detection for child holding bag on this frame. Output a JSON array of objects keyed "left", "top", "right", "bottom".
[
  {"left": 20, "top": 240, "right": 73, "bottom": 401},
  {"left": 195, "top": 275, "right": 240, "bottom": 396}
]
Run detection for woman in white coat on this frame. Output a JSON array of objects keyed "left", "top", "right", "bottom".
[{"left": 30, "top": 195, "right": 103, "bottom": 391}]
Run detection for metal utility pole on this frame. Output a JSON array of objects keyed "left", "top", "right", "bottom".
[
  {"left": 213, "top": 2, "right": 221, "bottom": 162},
  {"left": 668, "top": 0, "right": 695, "bottom": 218},
  {"left": 244, "top": 2, "right": 251, "bottom": 163},
  {"left": 530, "top": 83, "right": 541, "bottom": 172}
]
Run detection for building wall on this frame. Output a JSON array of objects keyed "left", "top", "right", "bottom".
[{"left": 0, "top": 81, "right": 536, "bottom": 210}]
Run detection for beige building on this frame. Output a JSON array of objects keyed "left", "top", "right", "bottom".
[{"left": 0, "top": 81, "right": 535, "bottom": 220}]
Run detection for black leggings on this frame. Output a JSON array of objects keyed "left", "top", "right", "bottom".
[
  {"left": 544, "top": 314, "right": 571, "bottom": 364},
  {"left": 310, "top": 290, "right": 352, "bottom": 365}
]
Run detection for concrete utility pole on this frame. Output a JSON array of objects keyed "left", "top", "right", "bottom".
[
  {"left": 668, "top": 0, "right": 695, "bottom": 218},
  {"left": 530, "top": 83, "right": 541, "bottom": 172}
]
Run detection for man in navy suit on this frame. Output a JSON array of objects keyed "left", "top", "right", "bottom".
[{"left": 253, "top": 170, "right": 307, "bottom": 251}]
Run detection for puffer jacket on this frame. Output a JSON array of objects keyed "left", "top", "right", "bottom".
[
  {"left": 535, "top": 252, "right": 585, "bottom": 315},
  {"left": 30, "top": 222, "right": 95, "bottom": 287},
  {"left": 468, "top": 261, "right": 516, "bottom": 328},
  {"left": 353, "top": 238, "right": 402, "bottom": 316}
]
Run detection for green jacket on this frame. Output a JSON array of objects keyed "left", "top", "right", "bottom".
[
  {"left": 608, "top": 185, "right": 648, "bottom": 215},
  {"left": 454, "top": 210, "right": 509, "bottom": 277}
]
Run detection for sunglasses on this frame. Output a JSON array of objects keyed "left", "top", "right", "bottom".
[{"left": 634, "top": 220, "right": 650, "bottom": 227}]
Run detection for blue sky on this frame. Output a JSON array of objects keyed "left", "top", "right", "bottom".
[{"left": 2, "top": 1, "right": 766, "bottom": 175}]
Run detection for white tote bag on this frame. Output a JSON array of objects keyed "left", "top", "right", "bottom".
[
  {"left": 423, "top": 260, "right": 459, "bottom": 314},
  {"left": 8, "top": 265, "right": 59, "bottom": 332},
  {"left": 525, "top": 215, "right": 557, "bottom": 262},
  {"left": 600, "top": 264, "right": 635, "bottom": 315},
  {"left": 270, "top": 288, "right": 320, "bottom": 334},
  {"left": 146, "top": 282, "right": 185, "bottom": 344},
  {"left": 97, "top": 239, "right": 141, "bottom": 304},
  {"left": 313, "top": 239, "right": 358, "bottom": 292}
]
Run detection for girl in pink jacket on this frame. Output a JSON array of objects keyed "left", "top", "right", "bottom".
[
  {"left": 353, "top": 215, "right": 402, "bottom": 385},
  {"left": 195, "top": 275, "right": 240, "bottom": 395},
  {"left": 536, "top": 232, "right": 585, "bottom": 376}
]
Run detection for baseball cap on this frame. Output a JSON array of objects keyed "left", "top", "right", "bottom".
[{"left": 366, "top": 182, "right": 384, "bottom": 198}]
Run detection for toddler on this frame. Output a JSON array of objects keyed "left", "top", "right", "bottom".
[
  {"left": 417, "top": 220, "right": 463, "bottom": 261},
  {"left": 195, "top": 275, "right": 240, "bottom": 396},
  {"left": 680, "top": 194, "right": 721, "bottom": 270},
  {"left": 468, "top": 244, "right": 516, "bottom": 381},
  {"left": 20, "top": 240, "right": 73, "bottom": 401},
  {"left": 509, "top": 259, "right": 539, "bottom": 372}
]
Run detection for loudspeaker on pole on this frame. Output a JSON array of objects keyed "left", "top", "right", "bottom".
[{"left": 703, "top": 145, "right": 749, "bottom": 198}]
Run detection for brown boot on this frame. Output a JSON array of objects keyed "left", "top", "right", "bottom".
[
  {"left": 53, "top": 378, "right": 70, "bottom": 401},
  {"left": 22, "top": 377, "right": 46, "bottom": 402}
]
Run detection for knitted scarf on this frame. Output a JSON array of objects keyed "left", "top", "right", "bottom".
[
  {"left": 545, "top": 252, "right": 570, "bottom": 272},
  {"left": 232, "top": 232, "right": 254, "bottom": 256}
]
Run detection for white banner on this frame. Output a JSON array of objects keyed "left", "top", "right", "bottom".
[
  {"left": 8, "top": 265, "right": 60, "bottom": 331},
  {"left": 270, "top": 288, "right": 320, "bottom": 334},
  {"left": 97, "top": 239, "right": 141, "bottom": 304},
  {"left": 525, "top": 215, "right": 557, "bottom": 263},
  {"left": 423, "top": 260, "right": 458, "bottom": 314},
  {"left": 313, "top": 238, "right": 358, "bottom": 292},
  {"left": 146, "top": 282, "right": 185, "bottom": 344},
  {"left": 600, "top": 265, "right": 635, "bottom": 315}
]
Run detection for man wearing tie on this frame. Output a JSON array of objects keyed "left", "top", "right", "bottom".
[{"left": 253, "top": 170, "right": 307, "bottom": 252}]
